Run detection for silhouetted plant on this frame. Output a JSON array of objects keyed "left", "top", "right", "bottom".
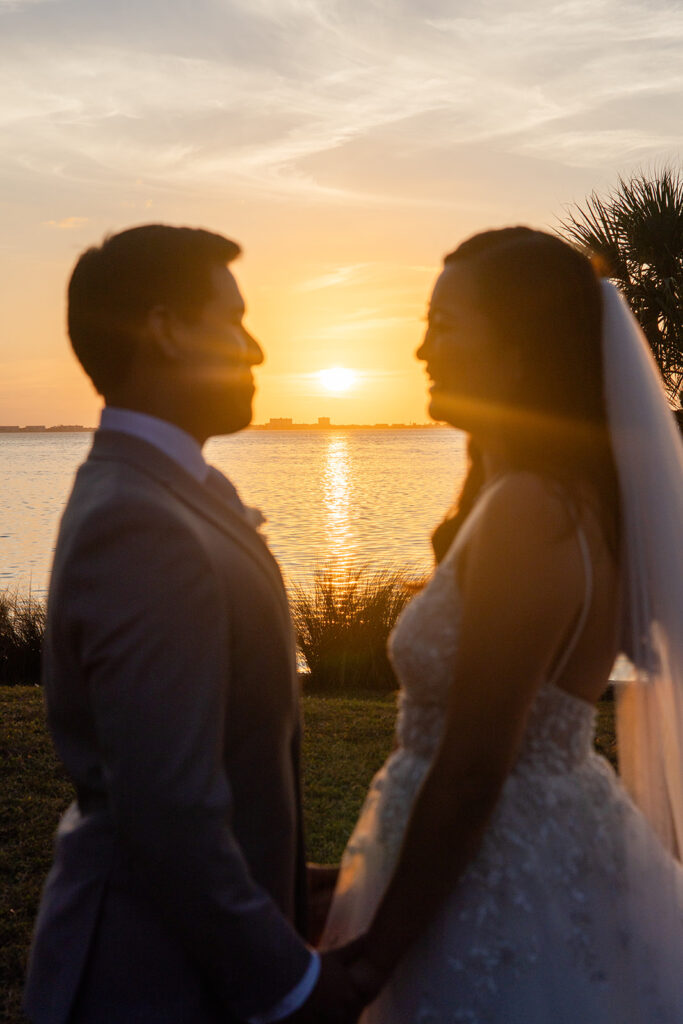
[
  {"left": 0, "top": 590, "right": 45, "bottom": 685},
  {"left": 292, "top": 568, "right": 423, "bottom": 692},
  {"left": 560, "top": 167, "right": 683, "bottom": 399}
]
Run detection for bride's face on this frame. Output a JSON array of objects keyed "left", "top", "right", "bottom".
[{"left": 417, "top": 263, "right": 502, "bottom": 430}]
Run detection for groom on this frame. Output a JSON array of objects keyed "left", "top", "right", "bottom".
[{"left": 24, "top": 225, "right": 367, "bottom": 1023}]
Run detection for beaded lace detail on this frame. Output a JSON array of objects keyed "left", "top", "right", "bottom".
[{"left": 376, "top": 549, "right": 603, "bottom": 864}]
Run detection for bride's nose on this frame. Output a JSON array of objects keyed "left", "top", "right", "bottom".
[{"left": 416, "top": 326, "right": 434, "bottom": 362}]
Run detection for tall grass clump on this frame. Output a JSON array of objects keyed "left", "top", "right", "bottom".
[
  {"left": 292, "top": 568, "right": 423, "bottom": 692},
  {"left": 0, "top": 590, "right": 45, "bottom": 685}
]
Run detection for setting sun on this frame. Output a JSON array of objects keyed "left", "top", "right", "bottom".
[{"left": 318, "top": 367, "right": 356, "bottom": 393}]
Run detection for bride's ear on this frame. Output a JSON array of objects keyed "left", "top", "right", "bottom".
[
  {"left": 508, "top": 346, "right": 525, "bottom": 383},
  {"left": 495, "top": 345, "right": 525, "bottom": 399}
]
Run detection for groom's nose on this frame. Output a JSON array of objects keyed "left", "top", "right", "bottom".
[
  {"left": 242, "top": 327, "right": 264, "bottom": 368},
  {"left": 228, "top": 325, "right": 264, "bottom": 366},
  {"left": 241, "top": 327, "right": 264, "bottom": 366}
]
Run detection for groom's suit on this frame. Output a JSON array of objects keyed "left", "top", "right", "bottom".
[{"left": 24, "top": 428, "right": 312, "bottom": 1023}]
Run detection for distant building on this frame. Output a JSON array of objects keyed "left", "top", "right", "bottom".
[
  {"left": 46, "top": 425, "right": 90, "bottom": 432},
  {"left": 0, "top": 425, "right": 20, "bottom": 432},
  {"left": 250, "top": 417, "right": 437, "bottom": 430},
  {"left": 22, "top": 425, "right": 46, "bottom": 432}
]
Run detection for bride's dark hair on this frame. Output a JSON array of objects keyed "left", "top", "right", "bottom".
[{"left": 432, "top": 227, "right": 620, "bottom": 562}]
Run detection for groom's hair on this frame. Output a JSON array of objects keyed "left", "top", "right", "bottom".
[{"left": 67, "top": 224, "right": 241, "bottom": 396}]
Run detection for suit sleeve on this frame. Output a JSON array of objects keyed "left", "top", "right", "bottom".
[{"left": 68, "top": 499, "right": 312, "bottom": 1019}]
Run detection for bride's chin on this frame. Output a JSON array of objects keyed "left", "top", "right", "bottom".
[
  {"left": 427, "top": 386, "right": 442, "bottom": 415},
  {"left": 427, "top": 390, "right": 454, "bottom": 425},
  {"left": 427, "top": 391, "right": 471, "bottom": 431}
]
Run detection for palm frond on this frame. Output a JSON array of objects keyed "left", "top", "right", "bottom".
[{"left": 558, "top": 167, "right": 683, "bottom": 398}]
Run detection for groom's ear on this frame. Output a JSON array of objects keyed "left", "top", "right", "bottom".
[{"left": 142, "top": 305, "right": 190, "bottom": 363}]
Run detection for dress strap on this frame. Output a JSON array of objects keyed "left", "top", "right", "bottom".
[{"left": 546, "top": 523, "right": 593, "bottom": 688}]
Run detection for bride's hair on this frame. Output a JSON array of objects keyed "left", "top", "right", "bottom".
[{"left": 432, "top": 227, "right": 620, "bottom": 563}]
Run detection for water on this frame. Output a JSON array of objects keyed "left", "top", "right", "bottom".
[{"left": 0, "top": 428, "right": 468, "bottom": 596}]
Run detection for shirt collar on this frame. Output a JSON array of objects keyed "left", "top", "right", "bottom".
[{"left": 99, "top": 407, "right": 209, "bottom": 484}]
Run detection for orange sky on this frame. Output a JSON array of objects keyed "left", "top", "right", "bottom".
[{"left": 2, "top": 0, "right": 683, "bottom": 427}]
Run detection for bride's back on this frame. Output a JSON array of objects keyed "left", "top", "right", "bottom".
[{"left": 451, "top": 471, "right": 621, "bottom": 706}]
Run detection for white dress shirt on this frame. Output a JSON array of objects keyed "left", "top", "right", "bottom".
[{"left": 98, "top": 407, "right": 321, "bottom": 1022}]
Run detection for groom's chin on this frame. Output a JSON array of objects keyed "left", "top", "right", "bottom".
[{"left": 217, "top": 389, "right": 255, "bottom": 434}]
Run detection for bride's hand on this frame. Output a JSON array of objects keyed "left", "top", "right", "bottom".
[
  {"left": 335, "top": 935, "right": 389, "bottom": 1006},
  {"left": 307, "top": 862, "right": 340, "bottom": 944}
]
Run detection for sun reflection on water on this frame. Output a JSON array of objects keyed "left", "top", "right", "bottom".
[{"left": 322, "top": 433, "right": 354, "bottom": 583}]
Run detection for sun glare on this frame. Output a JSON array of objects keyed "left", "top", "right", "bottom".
[{"left": 318, "top": 367, "right": 356, "bottom": 393}]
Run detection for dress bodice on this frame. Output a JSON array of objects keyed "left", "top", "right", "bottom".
[{"left": 388, "top": 541, "right": 597, "bottom": 774}]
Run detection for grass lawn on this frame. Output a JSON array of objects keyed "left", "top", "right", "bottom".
[
  {"left": 0, "top": 686, "right": 396, "bottom": 1022},
  {"left": 1, "top": 685, "right": 615, "bottom": 1023}
]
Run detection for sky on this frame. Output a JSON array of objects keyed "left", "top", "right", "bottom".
[{"left": 1, "top": 0, "right": 682, "bottom": 426}]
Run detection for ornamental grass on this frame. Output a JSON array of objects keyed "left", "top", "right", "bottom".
[
  {"left": 0, "top": 590, "right": 45, "bottom": 686},
  {"left": 291, "top": 567, "right": 424, "bottom": 692}
]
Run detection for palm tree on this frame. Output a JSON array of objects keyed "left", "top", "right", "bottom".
[{"left": 560, "top": 168, "right": 683, "bottom": 400}]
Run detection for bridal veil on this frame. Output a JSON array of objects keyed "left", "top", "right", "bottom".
[{"left": 601, "top": 279, "right": 683, "bottom": 859}]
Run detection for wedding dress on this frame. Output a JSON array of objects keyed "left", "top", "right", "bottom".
[{"left": 322, "top": 520, "right": 683, "bottom": 1023}]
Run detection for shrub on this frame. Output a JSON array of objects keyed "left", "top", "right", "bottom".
[
  {"left": 0, "top": 590, "right": 45, "bottom": 685},
  {"left": 291, "top": 568, "right": 424, "bottom": 692}
]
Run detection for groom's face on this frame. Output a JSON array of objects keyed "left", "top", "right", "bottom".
[{"left": 172, "top": 265, "right": 264, "bottom": 437}]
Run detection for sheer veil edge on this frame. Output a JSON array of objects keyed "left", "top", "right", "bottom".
[{"left": 601, "top": 280, "right": 683, "bottom": 859}]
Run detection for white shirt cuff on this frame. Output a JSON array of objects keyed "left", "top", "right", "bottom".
[{"left": 247, "top": 950, "right": 321, "bottom": 1023}]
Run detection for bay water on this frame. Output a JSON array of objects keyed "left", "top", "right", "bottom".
[{"left": 0, "top": 428, "right": 468, "bottom": 597}]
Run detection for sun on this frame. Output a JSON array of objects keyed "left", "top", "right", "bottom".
[{"left": 318, "top": 367, "right": 356, "bottom": 393}]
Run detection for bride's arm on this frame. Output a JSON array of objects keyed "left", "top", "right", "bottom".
[{"left": 349, "top": 473, "right": 587, "bottom": 990}]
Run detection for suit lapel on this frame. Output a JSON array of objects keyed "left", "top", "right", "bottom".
[{"left": 88, "top": 431, "right": 293, "bottom": 628}]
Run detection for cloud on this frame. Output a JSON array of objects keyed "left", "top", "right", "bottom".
[
  {"left": 307, "top": 311, "right": 411, "bottom": 342},
  {"left": 0, "top": 0, "right": 682, "bottom": 206},
  {"left": 298, "top": 264, "right": 373, "bottom": 291},
  {"left": 0, "top": 0, "right": 57, "bottom": 8},
  {"left": 43, "top": 216, "right": 90, "bottom": 229}
]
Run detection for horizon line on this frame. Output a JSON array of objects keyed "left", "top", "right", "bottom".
[{"left": 0, "top": 421, "right": 441, "bottom": 432}]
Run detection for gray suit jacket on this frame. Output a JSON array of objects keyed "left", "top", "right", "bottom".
[{"left": 24, "top": 430, "right": 311, "bottom": 1023}]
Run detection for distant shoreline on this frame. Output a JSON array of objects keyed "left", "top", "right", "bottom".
[
  {"left": 1, "top": 423, "right": 442, "bottom": 434},
  {"left": 0, "top": 426, "right": 94, "bottom": 433},
  {"left": 249, "top": 422, "right": 441, "bottom": 430}
]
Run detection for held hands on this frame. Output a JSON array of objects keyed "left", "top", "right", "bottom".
[
  {"left": 285, "top": 864, "right": 389, "bottom": 1023},
  {"left": 306, "top": 863, "right": 340, "bottom": 946},
  {"left": 284, "top": 939, "right": 387, "bottom": 1024}
]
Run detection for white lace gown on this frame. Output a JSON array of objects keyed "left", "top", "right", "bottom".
[{"left": 322, "top": 542, "right": 683, "bottom": 1023}]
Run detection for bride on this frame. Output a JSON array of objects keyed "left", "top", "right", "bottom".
[{"left": 322, "top": 228, "right": 683, "bottom": 1022}]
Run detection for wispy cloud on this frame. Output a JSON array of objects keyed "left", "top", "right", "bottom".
[
  {"left": 298, "top": 264, "right": 373, "bottom": 291},
  {"left": 1, "top": 0, "right": 680, "bottom": 205},
  {"left": 43, "top": 216, "right": 90, "bottom": 229},
  {"left": 309, "top": 312, "right": 412, "bottom": 342},
  {"left": 0, "top": 0, "right": 57, "bottom": 9},
  {"left": 0, "top": 0, "right": 681, "bottom": 216}
]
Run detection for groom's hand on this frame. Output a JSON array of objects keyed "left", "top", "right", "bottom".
[
  {"left": 306, "top": 863, "right": 339, "bottom": 945},
  {"left": 282, "top": 947, "right": 369, "bottom": 1024}
]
